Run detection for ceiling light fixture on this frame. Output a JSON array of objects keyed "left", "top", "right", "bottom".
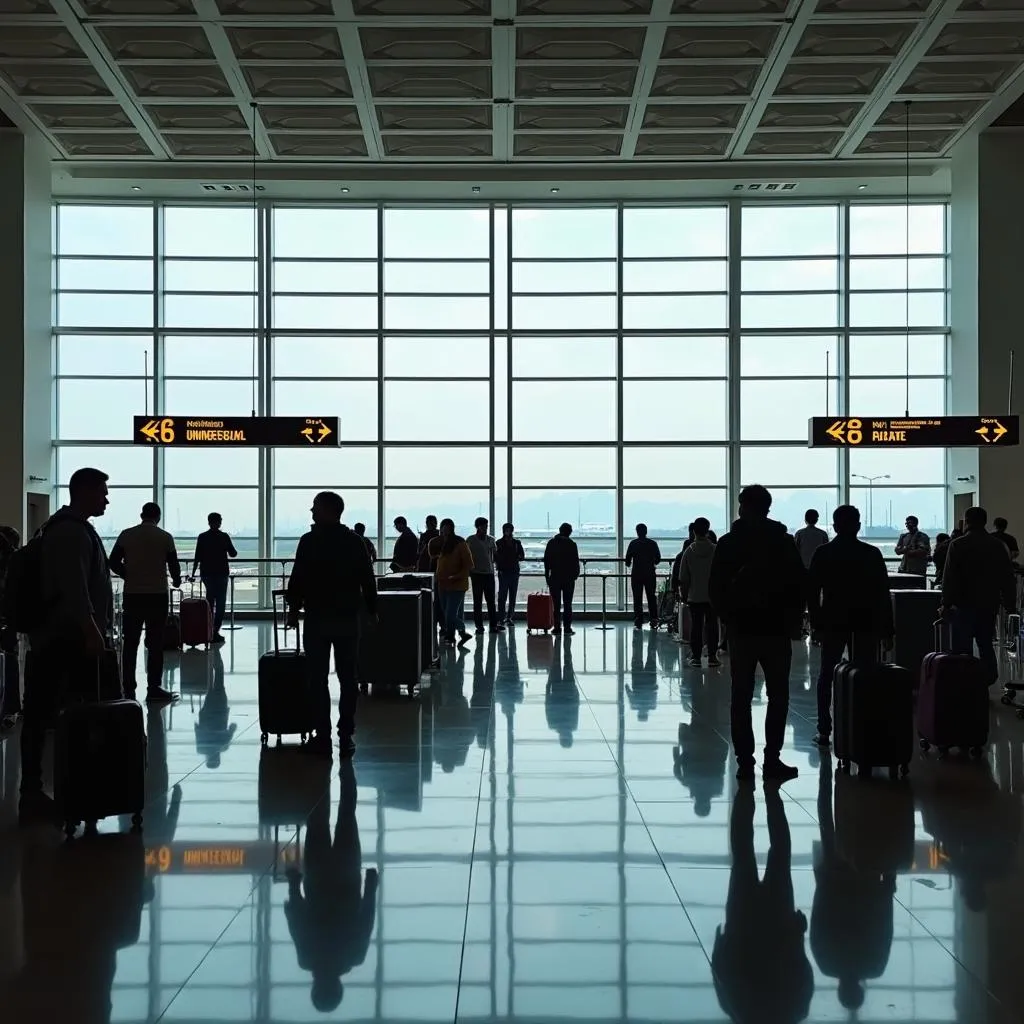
[
  {"left": 471, "top": 185, "right": 481, "bottom": 193},
  {"left": 857, "top": 183, "right": 867, "bottom": 190},
  {"left": 550, "top": 186, "right": 560, "bottom": 194},
  {"left": 130, "top": 185, "right": 141, "bottom": 191},
  {"left": 340, "top": 186, "right": 350, "bottom": 193}
]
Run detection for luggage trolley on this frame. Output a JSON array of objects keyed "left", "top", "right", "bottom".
[{"left": 1000, "top": 612, "right": 1024, "bottom": 718}]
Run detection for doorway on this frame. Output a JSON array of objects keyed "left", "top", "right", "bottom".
[
  {"left": 25, "top": 492, "right": 48, "bottom": 537},
  {"left": 953, "top": 491, "right": 975, "bottom": 532}
]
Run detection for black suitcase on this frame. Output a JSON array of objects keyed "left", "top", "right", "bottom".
[
  {"left": 379, "top": 573, "right": 439, "bottom": 668},
  {"left": 358, "top": 591, "right": 422, "bottom": 695},
  {"left": 258, "top": 590, "right": 312, "bottom": 746},
  {"left": 54, "top": 651, "right": 147, "bottom": 839},
  {"left": 257, "top": 744, "right": 331, "bottom": 825},
  {"left": 890, "top": 588, "right": 942, "bottom": 683},
  {"left": 833, "top": 657, "right": 913, "bottom": 779}
]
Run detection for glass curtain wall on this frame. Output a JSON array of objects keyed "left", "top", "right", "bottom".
[{"left": 53, "top": 200, "right": 950, "bottom": 607}]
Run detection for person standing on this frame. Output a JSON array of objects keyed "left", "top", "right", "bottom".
[
  {"left": 352, "top": 523, "right": 376, "bottom": 566},
  {"left": 190, "top": 512, "right": 237, "bottom": 643},
  {"left": 625, "top": 523, "right": 662, "bottom": 630},
  {"left": 417, "top": 515, "right": 440, "bottom": 573},
  {"left": 433, "top": 518, "right": 474, "bottom": 647},
  {"left": 286, "top": 491, "right": 378, "bottom": 759},
  {"left": 389, "top": 516, "right": 418, "bottom": 573},
  {"left": 544, "top": 523, "right": 581, "bottom": 636},
  {"left": 466, "top": 517, "right": 502, "bottom": 635},
  {"left": 709, "top": 484, "right": 806, "bottom": 783},
  {"left": 108, "top": 502, "right": 180, "bottom": 705},
  {"left": 495, "top": 523, "right": 525, "bottom": 625},
  {"left": 679, "top": 517, "right": 720, "bottom": 668},
  {"left": 794, "top": 509, "right": 829, "bottom": 570},
  {"left": 806, "top": 505, "right": 894, "bottom": 747},
  {"left": 940, "top": 505, "right": 1016, "bottom": 686},
  {"left": 992, "top": 517, "right": 1019, "bottom": 562},
  {"left": 895, "top": 515, "right": 931, "bottom": 579}
]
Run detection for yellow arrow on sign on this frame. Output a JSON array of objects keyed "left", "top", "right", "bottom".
[
  {"left": 826, "top": 420, "right": 846, "bottom": 443},
  {"left": 316, "top": 420, "right": 332, "bottom": 443},
  {"left": 140, "top": 419, "right": 160, "bottom": 443},
  {"left": 976, "top": 425, "right": 991, "bottom": 443},
  {"left": 993, "top": 420, "right": 1008, "bottom": 442},
  {"left": 300, "top": 426, "right": 315, "bottom": 444}
]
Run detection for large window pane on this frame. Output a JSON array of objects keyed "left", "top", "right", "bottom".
[
  {"left": 741, "top": 259, "right": 838, "bottom": 291},
  {"left": 741, "top": 293, "right": 838, "bottom": 329},
  {"left": 57, "top": 335, "right": 153, "bottom": 377},
  {"left": 849, "top": 204, "right": 945, "bottom": 255},
  {"left": 742, "top": 206, "right": 839, "bottom": 257},
  {"left": 385, "top": 296, "right": 490, "bottom": 331},
  {"left": 849, "top": 334, "right": 945, "bottom": 377},
  {"left": 163, "top": 294, "right": 256, "bottom": 331},
  {"left": 58, "top": 258, "right": 152, "bottom": 291},
  {"left": 386, "top": 261, "right": 489, "bottom": 294},
  {"left": 273, "top": 208, "right": 378, "bottom": 259},
  {"left": 272, "top": 336, "right": 378, "bottom": 378},
  {"left": 273, "top": 296, "right": 378, "bottom": 331},
  {"left": 850, "top": 486, "right": 946, "bottom": 540},
  {"left": 848, "top": 377, "right": 945, "bottom": 415},
  {"left": 274, "top": 261, "right": 377, "bottom": 294},
  {"left": 740, "top": 446, "right": 837, "bottom": 486},
  {"left": 57, "top": 205, "right": 153, "bottom": 257},
  {"left": 164, "top": 447, "right": 259, "bottom": 487},
  {"left": 163, "top": 379, "right": 257, "bottom": 417},
  {"left": 623, "top": 295, "right": 727, "bottom": 331},
  {"left": 58, "top": 293, "right": 153, "bottom": 329},
  {"left": 163, "top": 488, "right": 259, "bottom": 543},
  {"left": 274, "top": 487, "right": 377, "bottom": 544},
  {"left": 512, "top": 447, "right": 616, "bottom": 488},
  {"left": 512, "top": 337, "right": 616, "bottom": 378},
  {"left": 740, "top": 380, "right": 839, "bottom": 441},
  {"left": 164, "top": 260, "right": 256, "bottom": 293},
  {"left": 58, "top": 379, "right": 150, "bottom": 440},
  {"left": 623, "top": 206, "right": 727, "bottom": 258},
  {"left": 849, "top": 447, "right": 945, "bottom": 487},
  {"left": 623, "top": 381, "right": 726, "bottom": 442},
  {"left": 385, "top": 381, "right": 489, "bottom": 442},
  {"left": 741, "top": 336, "right": 838, "bottom": 378},
  {"left": 384, "top": 336, "right": 489, "bottom": 378},
  {"left": 513, "top": 295, "right": 616, "bottom": 331},
  {"left": 513, "top": 381, "right": 616, "bottom": 442},
  {"left": 385, "top": 488, "right": 489, "bottom": 539},
  {"left": 56, "top": 487, "right": 156, "bottom": 540},
  {"left": 512, "top": 489, "right": 615, "bottom": 535},
  {"left": 385, "top": 446, "right": 489, "bottom": 487},
  {"left": 622, "top": 336, "right": 727, "bottom": 377},
  {"left": 513, "top": 261, "right": 616, "bottom": 294},
  {"left": 623, "top": 489, "right": 728, "bottom": 541},
  {"left": 164, "top": 336, "right": 256, "bottom": 377},
  {"left": 622, "top": 447, "right": 727, "bottom": 487},
  {"left": 272, "top": 446, "right": 378, "bottom": 487},
  {"left": 848, "top": 292, "right": 946, "bottom": 329},
  {"left": 738, "top": 488, "right": 841, "bottom": 534},
  {"left": 164, "top": 207, "right": 256, "bottom": 258},
  {"left": 273, "top": 380, "right": 378, "bottom": 442},
  {"left": 512, "top": 208, "right": 617, "bottom": 259},
  {"left": 57, "top": 446, "right": 153, "bottom": 486},
  {"left": 622, "top": 260, "right": 726, "bottom": 293},
  {"left": 850, "top": 257, "right": 945, "bottom": 290},
  {"left": 384, "top": 209, "right": 490, "bottom": 259}
]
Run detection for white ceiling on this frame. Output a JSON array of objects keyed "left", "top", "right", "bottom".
[{"left": 0, "top": 0, "right": 1022, "bottom": 196}]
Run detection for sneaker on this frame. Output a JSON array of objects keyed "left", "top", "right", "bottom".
[
  {"left": 305, "top": 734, "right": 333, "bottom": 759},
  {"left": 338, "top": 735, "right": 356, "bottom": 759},
  {"left": 552, "top": 626, "right": 562, "bottom": 635},
  {"left": 634, "top": 625, "right": 643, "bottom": 632},
  {"left": 491, "top": 624, "right": 506, "bottom": 633},
  {"left": 146, "top": 686, "right": 178, "bottom": 704},
  {"left": 736, "top": 761, "right": 756, "bottom": 782},
  {"left": 687, "top": 658, "right": 702, "bottom": 668},
  {"left": 763, "top": 759, "right": 799, "bottom": 783},
  {"left": 18, "top": 790, "right": 56, "bottom": 827},
  {"left": 813, "top": 732, "right": 831, "bottom": 746},
  {"left": 213, "top": 633, "right": 226, "bottom": 644},
  {"left": 564, "top": 627, "right": 575, "bottom": 636},
  {"left": 475, "top": 627, "right": 485, "bottom": 635},
  {"left": 650, "top": 621, "right": 660, "bottom": 630},
  {"left": 707, "top": 657, "right": 722, "bottom": 668},
  {"left": 458, "top": 632, "right": 472, "bottom": 647}
]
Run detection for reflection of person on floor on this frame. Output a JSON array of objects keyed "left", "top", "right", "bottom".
[
  {"left": 495, "top": 630, "right": 524, "bottom": 716},
  {"left": 194, "top": 649, "right": 236, "bottom": 768},
  {"left": 434, "top": 648, "right": 474, "bottom": 773},
  {"left": 674, "top": 676, "right": 729, "bottom": 816},
  {"left": 625, "top": 630, "right": 658, "bottom": 721},
  {"left": 471, "top": 634, "right": 497, "bottom": 748},
  {"left": 712, "top": 786, "right": 814, "bottom": 1024},
  {"left": 122, "top": 705, "right": 181, "bottom": 853},
  {"left": 810, "top": 761, "right": 894, "bottom": 1013},
  {"left": 286, "top": 762, "right": 378, "bottom": 1013},
  {"left": 545, "top": 637, "right": 579, "bottom": 748}
]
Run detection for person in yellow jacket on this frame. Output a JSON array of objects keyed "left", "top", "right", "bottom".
[{"left": 430, "top": 518, "right": 474, "bottom": 647}]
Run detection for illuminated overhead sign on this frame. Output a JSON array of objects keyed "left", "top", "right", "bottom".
[
  {"left": 145, "top": 841, "right": 300, "bottom": 874},
  {"left": 809, "top": 416, "right": 1019, "bottom": 449},
  {"left": 133, "top": 415, "right": 338, "bottom": 447}
]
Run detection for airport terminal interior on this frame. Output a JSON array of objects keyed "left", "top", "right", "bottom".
[{"left": 5, "top": 0, "right": 1024, "bottom": 1021}]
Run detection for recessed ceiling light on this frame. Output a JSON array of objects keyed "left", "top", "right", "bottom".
[
  {"left": 130, "top": 185, "right": 142, "bottom": 191},
  {"left": 857, "top": 184, "right": 867, "bottom": 190},
  {"left": 550, "top": 186, "right": 560, "bottom": 194},
  {"left": 471, "top": 185, "right": 481, "bottom": 193},
  {"left": 340, "top": 186, "right": 350, "bottom": 193}
]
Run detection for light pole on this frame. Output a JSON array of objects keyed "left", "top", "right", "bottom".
[{"left": 852, "top": 473, "right": 890, "bottom": 529}]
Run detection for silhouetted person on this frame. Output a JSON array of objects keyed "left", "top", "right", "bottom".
[
  {"left": 194, "top": 648, "right": 236, "bottom": 768},
  {"left": 794, "top": 509, "right": 828, "bottom": 570},
  {"left": 932, "top": 532, "right": 951, "bottom": 585},
  {"left": 544, "top": 522, "right": 581, "bottom": 635},
  {"left": 352, "top": 523, "right": 376, "bottom": 566},
  {"left": 545, "top": 637, "right": 580, "bottom": 748},
  {"left": 109, "top": 501, "right": 180, "bottom": 704},
  {"left": 895, "top": 514, "right": 930, "bottom": 578},
  {"left": 467, "top": 516, "right": 502, "bottom": 635},
  {"left": 286, "top": 761, "right": 378, "bottom": 1014},
  {"left": 417, "top": 515, "right": 439, "bottom": 572},
  {"left": 190, "top": 512, "right": 237, "bottom": 642},
  {"left": 390, "top": 516, "right": 418, "bottom": 572},
  {"left": 712, "top": 786, "right": 813, "bottom": 1024},
  {"left": 432, "top": 518, "right": 473, "bottom": 647},
  {"left": 942, "top": 505, "right": 1016, "bottom": 685},
  {"left": 679, "top": 517, "right": 720, "bottom": 667},
  {"left": 625, "top": 629, "right": 658, "bottom": 722},
  {"left": 807, "top": 504, "right": 894, "bottom": 747},
  {"left": 625, "top": 523, "right": 662, "bottom": 630},
  {"left": 709, "top": 484, "right": 805, "bottom": 783},
  {"left": 993, "top": 516, "right": 1019, "bottom": 561},
  {"left": 495, "top": 522, "right": 525, "bottom": 625}
]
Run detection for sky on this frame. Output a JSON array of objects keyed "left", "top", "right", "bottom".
[{"left": 52, "top": 201, "right": 951, "bottom": 546}]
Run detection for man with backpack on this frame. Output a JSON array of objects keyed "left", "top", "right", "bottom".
[{"left": 8, "top": 467, "right": 114, "bottom": 824}]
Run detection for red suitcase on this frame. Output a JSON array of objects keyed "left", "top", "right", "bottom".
[
  {"left": 180, "top": 585, "right": 213, "bottom": 649},
  {"left": 526, "top": 592, "right": 554, "bottom": 633},
  {"left": 918, "top": 621, "right": 989, "bottom": 758}
]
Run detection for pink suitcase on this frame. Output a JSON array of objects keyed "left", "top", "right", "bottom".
[
  {"left": 180, "top": 590, "right": 214, "bottom": 649},
  {"left": 526, "top": 593, "right": 554, "bottom": 633},
  {"left": 918, "top": 621, "right": 989, "bottom": 758}
]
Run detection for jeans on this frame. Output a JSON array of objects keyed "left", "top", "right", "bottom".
[
  {"left": 122, "top": 591, "right": 170, "bottom": 694},
  {"left": 202, "top": 575, "right": 229, "bottom": 633},
  {"left": 689, "top": 602, "right": 720, "bottom": 660},
  {"left": 303, "top": 615, "right": 360, "bottom": 739},
  {"left": 440, "top": 589, "right": 467, "bottom": 641},
  {"left": 951, "top": 607, "right": 999, "bottom": 685},
  {"left": 497, "top": 570, "right": 520, "bottom": 622},
  {"left": 470, "top": 572, "right": 499, "bottom": 630},
  {"left": 815, "top": 629, "right": 878, "bottom": 736},
  {"left": 728, "top": 631, "right": 793, "bottom": 765},
  {"left": 549, "top": 578, "right": 577, "bottom": 629},
  {"left": 631, "top": 575, "right": 658, "bottom": 627}
]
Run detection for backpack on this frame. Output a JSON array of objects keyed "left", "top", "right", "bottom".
[{"left": 2, "top": 513, "right": 73, "bottom": 633}]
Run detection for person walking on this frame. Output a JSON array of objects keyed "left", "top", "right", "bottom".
[
  {"left": 352, "top": 523, "right": 376, "bottom": 567},
  {"left": 389, "top": 516, "right": 419, "bottom": 573},
  {"left": 286, "top": 491, "right": 378, "bottom": 759},
  {"left": 709, "top": 484, "right": 806, "bottom": 783},
  {"left": 433, "top": 518, "right": 474, "bottom": 647},
  {"left": 417, "top": 515, "right": 440, "bottom": 573},
  {"left": 806, "top": 505, "right": 894, "bottom": 747},
  {"left": 625, "top": 523, "right": 662, "bottom": 630},
  {"left": 940, "top": 506, "right": 1016, "bottom": 686},
  {"left": 190, "top": 512, "right": 237, "bottom": 643},
  {"left": 544, "top": 523, "right": 581, "bottom": 636},
  {"left": 466, "top": 517, "right": 503, "bottom": 635},
  {"left": 495, "top": 523, "right": 525, "bottom": 625},
  {"left": 895, "top": 515, "right": 931, "bottom": 579},
  {"left": 679, "top": 517, "right": 720, "bottom": 668},
  {"left": 108, "top": 502, "right": 180, "bottom": 705}
]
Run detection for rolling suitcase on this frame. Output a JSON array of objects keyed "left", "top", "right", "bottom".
[
  {"left": 677, "top": 604, "right": 692, "bottom": 644},
  {"left": 358, "top": 590, "right": 422, "bottom": 695},
  {"left": 147, "top": 589, "right": 181, "bottom": 651},
  {"left": 54, "top": 650, "right": 147, "bottom": 839},
  {"left": 258, "top": 590, "right": 312, "bottom": 746},
  {"left": 378, "top": 581, "right": 438, "bottom": 671},
  {"left": 918, "top": 620, "right": 989, "bottom": 758},
  {"left": 526, "top": 592, "right": 554, "bottom": 633},
  {"left": 180, "top": 584, "right": 213, "bottom": 649},
  {"left": 833, "top": 652, "right": 913, "bottom": 779},
  {"left": 890, "top": 588, "right": 942, "bottom": 685}
]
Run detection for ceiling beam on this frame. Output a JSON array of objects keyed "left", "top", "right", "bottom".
[
  {"left": 726, "top": 0, "right": 818, "bottom": 160},
  {"left": 491, "top": 0, "right": 515, "bottom": 163},
  {"left": 331, "top": 0, "right": 383, "bottom": 163},
  {"left": 48, "top": 0, "right": 171, "bottom": 160},
  {"left": 0, "top": 83, "right": 65, "bottom": 160},
  {"left": 838, "top": 0, "right": 961, "bottom": 159},
  {"left": 190, "top": 0, "right": 273, "bottom": 161},
  {"left": 620, "top": 0, "right": 673, "bottom": 161}
]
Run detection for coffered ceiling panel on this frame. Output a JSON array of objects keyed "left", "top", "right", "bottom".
[{"left": 0, "top": 0, "right": 1020, "bottom": 168}]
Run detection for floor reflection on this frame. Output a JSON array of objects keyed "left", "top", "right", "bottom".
[{"left": 0, "top": 622, "right": 1023, "bottom": 1021}]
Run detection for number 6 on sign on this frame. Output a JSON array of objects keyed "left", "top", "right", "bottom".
[{"left": 159, "top": 418, "right": 175, "bottom": 444}]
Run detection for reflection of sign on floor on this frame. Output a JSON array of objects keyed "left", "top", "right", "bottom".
[
  {"left": 813, "top": 840, "right": 950, "bottom": 874},
  {"left": 146, "top": 841, "right": 299, "bottom": 874}
]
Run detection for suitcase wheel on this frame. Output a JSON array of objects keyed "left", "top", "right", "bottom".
[
  {"left": 131, "top": 813, "right": 143, "bottom": 832},
  {"left": 84, "top": 820, "right": 98, "bottom": 835},
  {"left": 919, "top": 738, "right": 931, "bottom": 753},
  {"left": 969, "top": 746, "right": 984, "bottom": 760},
  {"left": 838, "top": 760, "right": 851, "bottom": 774},
  {"left": 1002, "top": 693, "right": 1016, "bottom": 706},
  {"left": 888, "top": 765, "right": 909, "bottom": 781},
  {"left": 1017, "top": 707, "right": 1024, "bottom": 720},
  {"left": 64, "top": 821, "right": 79, "bottom": 840},
  {"left": 260, "top": 732, "right": 268, "bottom": 745},
  {"left": 276, "top": 735, "right": 282, "bottom": 746}
]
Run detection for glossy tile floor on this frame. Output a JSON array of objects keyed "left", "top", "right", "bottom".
[{"left": 3, "top": 623, "right": 1024, "bottom": 1023}]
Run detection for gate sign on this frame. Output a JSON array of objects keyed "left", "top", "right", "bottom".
[
  {"left": 133, "top": 415, "right": 339, "bottom": 447},
  {"left": 809, "top": 416, "right": 1019, "bottom": 449}
]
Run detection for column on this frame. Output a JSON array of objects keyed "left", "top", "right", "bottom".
[{"left": 0, "top": 130, "right": 51, "bottom": 536}]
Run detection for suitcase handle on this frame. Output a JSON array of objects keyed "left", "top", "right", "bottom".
[
  {"left": 934, "top": 618, "right": 951, "bottom": 654},
  {"left": 271, "top": 589, "right": 300, "bottom": 654}
]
